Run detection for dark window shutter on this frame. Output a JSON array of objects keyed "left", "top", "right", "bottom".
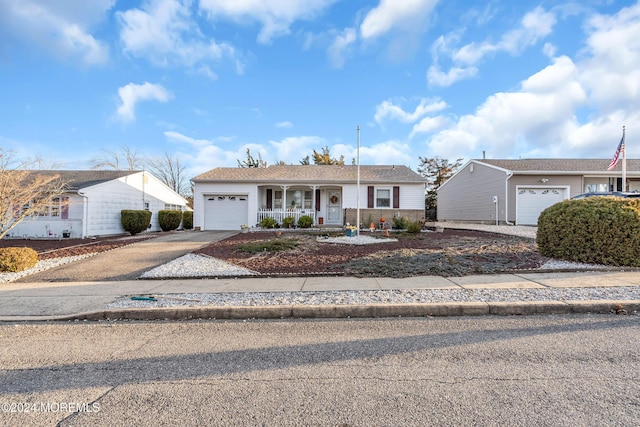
[
  {"left": 266, "top": 189, "right": 273, "bottom": 209},
  {"left": 367, "top": 186, "right": 374, "bottom": 208},
  {"left": 393, "top": 186, "right": 400, "bottom": 209},
  {"left": 315, "top": 189, "right": 321, "bottom": 211}
]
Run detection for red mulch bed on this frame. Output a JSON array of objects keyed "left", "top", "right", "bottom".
[{"left": 194, "top": 229, "right": 548, "bottom": 277}]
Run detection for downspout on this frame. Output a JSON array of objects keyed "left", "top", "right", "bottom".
[
  {"left": 78, "top": 191, "right": 89, "bottom": 238},
  {"left": 505, "top": 172, "right": 514, "bottom": 225}
]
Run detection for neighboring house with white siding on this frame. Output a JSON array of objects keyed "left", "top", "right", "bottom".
[
  {"left": 192, "top": 165, "right": 427, "bottom": 231},
  {"left": 6, "top": 170, "right": 189, "bottom": 239},
  {"left": 437, "top": 158, "right": 640, "bottom": 226}
]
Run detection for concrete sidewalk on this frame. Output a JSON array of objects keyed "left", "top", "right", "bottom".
[{"left": 1, "top": 271, "right": 639, "bottom": 321}]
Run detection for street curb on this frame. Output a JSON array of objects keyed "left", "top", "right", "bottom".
[{"left": 1, "top": 300, "right": 638, "bottom": 322}]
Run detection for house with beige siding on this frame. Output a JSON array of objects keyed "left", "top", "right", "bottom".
[
  {"left": 192, "top": 165, "right": 427, "bottom": 231},
  {"left": 437, "top": 159, "right": 640, "bottom": 226}
]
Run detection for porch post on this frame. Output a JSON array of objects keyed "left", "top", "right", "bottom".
[
  {"left": 280, "top": 185, "right": 290, "bottom": 213},
  {"left": 310, "top": 185, "right": 318, "bottom": 224}
]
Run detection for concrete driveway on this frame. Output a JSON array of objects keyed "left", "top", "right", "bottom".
[{"left": 15, "top": 231, "right": 236, "bottom": 283}]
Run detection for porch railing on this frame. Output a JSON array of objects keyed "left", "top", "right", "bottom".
[{"left": 257, "top": 208, "right": 316, "bottom": 225}]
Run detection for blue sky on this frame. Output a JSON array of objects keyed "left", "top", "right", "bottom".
[{"left": 1, "top": 0, "right": 639, "bottom": 178}]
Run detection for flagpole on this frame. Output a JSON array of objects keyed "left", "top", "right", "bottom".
[
  {"left": 356, "top": 125, "right": 361, "bottom": 236},
  {"left": 622, "top": 125, "right": 627, "bottom": 191}
]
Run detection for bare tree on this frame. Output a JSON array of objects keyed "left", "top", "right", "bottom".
[
  {"left": 146, "top": 152, "right": 189, "bottom": 196},
  {"left": 91, "top": 145, "right": 142, "bottom": 170},
  {"left": 0, "top": 149, "right": 69, "bottom": 239}
]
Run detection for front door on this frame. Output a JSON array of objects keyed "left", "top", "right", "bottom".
[{"left": 327, "top": 191, "right": 342, "bottom": 224}]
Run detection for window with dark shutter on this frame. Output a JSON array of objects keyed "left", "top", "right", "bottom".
[
  {"left": 266, "top": 189, "right": 273, "bottom": 209},
  {"left": 315, "top": 189, "right": 320, "bottom": 211},
  {"left": 367, "top": 186, "right": 374, "bottom": 208}
]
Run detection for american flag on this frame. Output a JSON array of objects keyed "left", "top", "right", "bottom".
[{"left": 607, "top": 135, "right": 625, "bottom": 171}]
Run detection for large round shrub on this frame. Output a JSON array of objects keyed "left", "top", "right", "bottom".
[
  {"left": 158, "top": 210, "right": 182, "bottom": 231},
  {"left": 537, "top": 197, "right": 640, "bottom": 266},
  {"left": 121, "top": 210, "right": 152, "bottom": 235},
  {"left": 182, "top": 211, "right": 193, "bottom": 229}
]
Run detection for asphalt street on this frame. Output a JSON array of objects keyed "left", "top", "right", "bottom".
[{"left": 1, "top": 315, "right": 638, "bottom": 426}]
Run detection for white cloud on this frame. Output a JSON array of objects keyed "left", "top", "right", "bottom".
[
  {"left": 375, "top": 98, "right": 447, "bottom": 125},
  {"left": 275, "top": 121, "right": 293, "bottom": 129},
  {"left": 116, "top": 82, "right": 173, "bottom": 122},
  {"left": 578, "top": 1, "right": 640, "bottom": 112},
  {"left": 198, "top": 0, "right": 338, "bottom": 44},
  {"left": 429, "top": 6, "right": 557, "bottom": 87},
  {"left": 360, "top": 0, "right": 439, "bottom": 40},
  {"left": 427, "top": 55, "right": 587, "bottom": 159},
  {"left": 410, "top": 116, "right": 449, "bottom": 138},
  {"left": 0, "top": 0, "right": 113, "bottom": 65},
  {"left": 327, "top": 27, "right": 357, "bottom": 68},
  {"left": 117, "top": 0, "right": 237, "bottom": 68},
  {"left": 424, "top": 3, "right": 640, "bottom": 161},
  {"left": 357, "top": 140, "right": 414, "bottom": 165},
  {"left": 269, "top": 136, "right": 326, "bottom": 162},
  {"left": 427, "top": 64, "right": 478, "bottom": 87}
]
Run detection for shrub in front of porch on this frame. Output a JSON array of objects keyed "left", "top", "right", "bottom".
[
  {"left": 537, "top": 198, "right": 640, "bottom": 266},
  {"left": 298, "top": 215, "right": 313, "bottom": 228},
  {"left": 260, "top": 217, "right": 278, "bottom": 229},
  {"left": 282, "top": 216, "right": 296, "bottom": 228}
]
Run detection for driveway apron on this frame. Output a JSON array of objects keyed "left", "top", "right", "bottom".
[{"left": 15, "top": 231, "right": 236, "bottom": 283}]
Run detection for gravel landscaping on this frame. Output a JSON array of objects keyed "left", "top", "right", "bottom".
[{"left": 107, "top": 286, "right": 640, "bottom": 309}]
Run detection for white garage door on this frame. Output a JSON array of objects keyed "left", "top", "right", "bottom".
[
  {"left": 204, "top": 195, "right": 248, "bottom": 230},
  {"left": 516, "top": 188, "right": 567, "bottom": 225}
]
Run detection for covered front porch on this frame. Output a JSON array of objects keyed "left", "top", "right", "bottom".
[{"left": 257, "top": 184, "right": 344, "bottom": 226}]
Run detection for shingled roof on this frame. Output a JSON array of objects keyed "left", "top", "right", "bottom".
[
  {"left": 477, "top": 158, "right": 640, "bottom": 173},
  {"left": 192, "top": 165, "right": 426, "bottom": 183},
  {"left": 21, "top": 170, "right": 139, "bottom": 191}
]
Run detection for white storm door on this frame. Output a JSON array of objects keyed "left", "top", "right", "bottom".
[{"left": 326, "top": 191, "right": 342, "bottom": 223}]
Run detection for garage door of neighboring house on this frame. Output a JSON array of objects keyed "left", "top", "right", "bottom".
[
  {"left": 516, "top": 187, "right": 567, "bottom": 225},
  {"left": 204, "top": 195, "right": 248, "bottom": 230}
]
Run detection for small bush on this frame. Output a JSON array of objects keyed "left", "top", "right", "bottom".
[
  {"left": 282, "top": 216, "right": 296, "bottom": 228},
  {"left": 298, "top": 215, "right": 314, "bottom": 228},
  {"left": 260, "top": 217, "right": 277, "bottom": 229},
  {"left": 121, "top": 210, "right": 152, "bottom": 235},
  {"left": 158, "top": 210, "right": 182, "bottom": 231},
  {"left": 392, "top": 216, "right": 410, "bottom": 230},
  {"left": 0, "top": 247, "right": 38, "bottom": 272},
  {"left": 407, "top": 221, "right": 422, "bottom": 234},
  {"left": 537, "top": 197, "right": 640, "bottom": 266},
  {"left": 182, "top": 211, "right": 193, "bottom": 229}
]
